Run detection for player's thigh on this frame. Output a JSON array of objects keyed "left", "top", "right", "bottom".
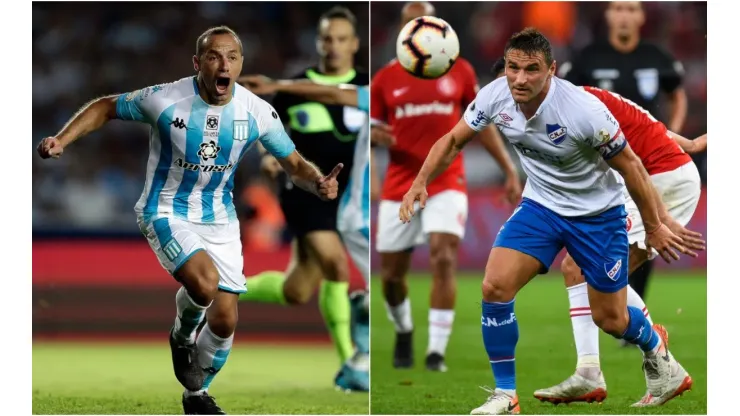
[
  {"left": 196, "top": 220, "right": 246, "bottom": 296},
  {"left": 340, "top": 227, "right": 370, "bottom": 285},
  {"left": 421, "top": 190, "right": 468, "bottom": 241},
  {"left": 561, "top": 252, "right": 586, "bottom": 287},
  {"left": 376, "top": 199, "right": 423, "bottom": 253},
  {"left": 483, "top": 247, "right": 543, "bottom": 302},
  {"left": 628, "top": 243, "right": 650, "bottom": 275},
  {"left": 302, "top": 230, "right": 350, "bottom": 281},
  {"left": 138, "top": 217, "right": 216, "bottom": 288},
  {"left": 564, "top": 204, "right": 630, "bottom": 296}
]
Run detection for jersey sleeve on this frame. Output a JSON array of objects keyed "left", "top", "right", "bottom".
[
  {"left": 575, "top": 95, "right": 627, "bottom": 160},
  {"left": 656, "top": 46, "right": 684, "bottom": 94},
  {"left": 256, "top": 100, "right": 296, "bottom": 159},
  {"left": 463, "top": 82, "right": 497, "bottom": 132},
  {"left": 356, "top": 85, "right": 369, "bottom": 113},
  {"left": 370, "top": 70, "right": 387, "bottom": 125},
  {"left": 458, "top": 59, "right": 480, "bottom": 106},
  {"left": 115, "top": 83, "right": 172, "bottom": 124}
]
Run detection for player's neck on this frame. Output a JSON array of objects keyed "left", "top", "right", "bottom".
[
  {"left": 318, "top": 61, "right": 353, "bottom": 77},
  {"left": 608, "top": 33, "right": 640, "bottom": 54}
]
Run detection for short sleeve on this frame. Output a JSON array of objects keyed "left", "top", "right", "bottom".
[
  {"left": 370, "top": 71, "right": 387, "bottom": 124},
  {"left": 463, "top": 83, "right": 496, "bottom": 132},
  {"left": 656, "top": 47, "right": 684, "bottom": 94},
  {"left": 115, "top": 83, "right": 171, "bottom": 124},
  {"left": 356, "top": 85, "right": 369, "bottom": 113},
  {"left": 256, "top": 101, "right": 296, "bottom": 159},
  {"left": 576, "top": 97, "right": 626, "bottom": 160}
]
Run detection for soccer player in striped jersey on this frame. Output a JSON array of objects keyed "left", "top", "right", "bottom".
[
  {"left": 36, "top": 26, "right": 342, "bottom": 414},
  {"left": 239, "top": 75, "right": 370, "bottom": 392}
]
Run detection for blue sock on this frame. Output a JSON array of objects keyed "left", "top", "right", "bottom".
[
  {"left": 481, "top": 300, "right": 518, "bottom": 391},
  {"left": 621, "top": 306, "right": 660, "bottom": 352}
]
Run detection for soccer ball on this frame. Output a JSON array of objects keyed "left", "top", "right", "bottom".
[{"left": 396, "top": 16, "right": 460, "bottom": 79}]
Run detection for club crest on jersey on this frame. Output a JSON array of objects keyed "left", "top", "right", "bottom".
[
  {"left": 233, "top": 120, "right": 250, "bottom": 141},
  {"left": 546, "top": 123, "right": 568, "bottom": 145},
  {"left": 604, "top": 259, "right": 623, "bottom": 281}
]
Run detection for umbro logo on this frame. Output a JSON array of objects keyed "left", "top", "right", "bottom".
[{"left": 170, "top": 118, "right": 190, "bottom": 130}]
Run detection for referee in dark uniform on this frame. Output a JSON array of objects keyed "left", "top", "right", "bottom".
[{"left": 558, "top": 1, "right": 688, "bottom": 320}]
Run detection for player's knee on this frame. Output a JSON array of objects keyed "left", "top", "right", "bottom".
[
  {"left": 185, "top": 269, "right": 220, "bottom": 305},
  {"left": 430, "top": 247, "right": 456, "bottom": 277},
  {"left": 315, "top": 253, "right": 349, "bottom": 283},
  {"left": 283, "top": 282, "right": 314, "bottom": 305},
  {"left": 481, "top": 277, "right": 514, "bottom": 303},
  {"left": 561, "top": 257, "right": 584, "bottom": 287}
]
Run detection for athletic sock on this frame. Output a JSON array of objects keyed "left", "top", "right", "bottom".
[
  {"left": 428, "top": 308, "right": 454, "bottom": 356},
  {"left": 385, "top": 298, "right": 413, "bottom": 333},
  {"left": 621, "top": 306, "right": 661, "bottom": 353},
  {"left": 173, "top": 286, "right": 209, "bottom": 345},
  {"left": 239, "top": 271, "right": 286, "bottom": 304},
  {"left": 567, "top": 283, "right": 601, "bottom": 372},
  {"left": 183, "top": 323, "right": 233, "bottom": 396},
  {"left": 319, "top": 280, "right": 354, "bottom": 362},
  {"left": 482, "top": 300, "right": 518, "bottom": 394}
]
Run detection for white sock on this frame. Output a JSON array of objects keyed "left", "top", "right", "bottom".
[
  {"left": 427, "top": 308, "right": 454, "bottom": 356},
  {"left": 174, "top": 286, "right": 209, "bottom": 345},
  {"left": 567, "top": 283, "right": 600, "bottom": 370},
  {"left": 183, "top": 323, "right": 234, "bottom": 395},
  {"left": 385, "top": 298, "right": 413, "bottom": 333},
  {"left": 627, "top": 284, "right": 653, "bottom": 325}
]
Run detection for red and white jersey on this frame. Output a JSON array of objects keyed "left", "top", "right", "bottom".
[
  {"left": 371, "top": 58, "right": 479, "bottom": 201},
  {"left": 583, "top": 86, "right": 692, "bottom": 176}
]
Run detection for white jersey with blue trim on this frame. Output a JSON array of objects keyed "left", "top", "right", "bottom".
[
  {"left": 463, "top": 77, "right": 626, "bottom": 217},
  {"left": 337, "top": 85, "right": 370, "bottom": 236},
  {"left": 116, "top": 76, "right": 295, "bottom": 224}
]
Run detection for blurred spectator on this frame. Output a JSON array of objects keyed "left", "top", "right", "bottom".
[{"left": 33, "top": 2, "right": 369, "bottom": 240}]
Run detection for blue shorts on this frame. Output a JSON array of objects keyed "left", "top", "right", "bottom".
[{"left": 493, "top": 198, "right": 629, "bottom": 293}]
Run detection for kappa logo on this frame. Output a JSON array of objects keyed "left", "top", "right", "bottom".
[
  {"left": 170, "top": 118, "right": 190, "bottom": 130},
  {"left": 605, "top": 259, "right": 623, "bottom": 281},
  {"left": 546, "top": 123, "right": 568, "bottom": 145}
]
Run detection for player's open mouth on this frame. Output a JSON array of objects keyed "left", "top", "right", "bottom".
[{"left": 215, "top": 77, "right": 230, "bottom": 94}]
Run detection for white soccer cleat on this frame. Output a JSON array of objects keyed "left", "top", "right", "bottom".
[
  {"left": 631, "top": 324, "right": 693, "bottom": 407},
  {"left": 533, "top": 373, "right": 607, "bottom": 404},
  {"left": 470, "top": 387, "right": 520, "bottom": 415}
]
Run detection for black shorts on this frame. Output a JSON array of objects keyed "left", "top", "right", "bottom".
[{"left": 279, "top": 185, "right": 339, "bottom": 238}]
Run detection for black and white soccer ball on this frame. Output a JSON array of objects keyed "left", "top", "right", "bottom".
[{"left": 396, "top": 16, "right": 460, "bottom": 79}]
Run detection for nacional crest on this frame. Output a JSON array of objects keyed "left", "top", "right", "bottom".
[{"left": 546, "top": 123, "right": 568, "bottom": 145}]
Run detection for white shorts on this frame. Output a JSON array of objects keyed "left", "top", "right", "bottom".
[
  {"left": 340, "top": 228, "right": 369, "bottom": 285},
  {"left": 624, "top": 161, "right": 702, "bottom": 258},
  {"left": 376, "top": 190, "right": 468, "bottom": 253},
  {"left": 138, "top": 216, "right": 246, "bottom": 294}
]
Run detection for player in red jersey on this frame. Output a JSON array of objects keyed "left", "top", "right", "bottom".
[
  {"left": 371, "top": 2, "right": 522, "bottom": 372},
  {"left": 487, "top": 59, "right": 705, "bottom": 406}
]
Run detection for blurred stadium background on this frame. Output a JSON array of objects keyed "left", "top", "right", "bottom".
[
  {"left": 370, "top": 2, "right": 706, "bottom": 414},
  {"left": 32, "top": 2, "right": 368, "bottom": 414}
]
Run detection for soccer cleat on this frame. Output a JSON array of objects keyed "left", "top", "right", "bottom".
[
  {"left": 182, "top": 392, "right": 226, "bottom": 415},
  {"left": 169, "top": 327, "right": 205, "bottom": 391},
  {"left": 394, "top": 331, "right": 414, "bottom": 368},
  {"left": 631, "top": 324, "right": 693, "bottom": 407},
  {"left": 425, "top": 352, "right": 448, "bottom": 372},
  {"left": 334, "top": 363, "right": 369, "bottom": 392},
  {"left": 533, "top": 373, "right": 607, "bottom": 404},
  {"left": 471, "top": 387, "right": 520, "bottom": 415},
  {"left": 350, "top": 290, "right": 369, "bottom": 354}
]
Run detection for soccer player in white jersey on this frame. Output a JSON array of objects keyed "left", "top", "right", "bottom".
[
  {"left": 239, "top": 74, "right": 371, "bottom": 392},
  {"left": 399, "top": 28, "right": 693, "bottom": 414},
  {"left": 36, "top": 26, "right": 343, "bottom": 415}
]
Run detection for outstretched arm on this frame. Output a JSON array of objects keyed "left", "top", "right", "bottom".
[
  {"left": 240, "top": 75, "right": 364, "bottom": 109},
  {"left": 276, "top": 151, "right": 342, "bottom": 201},
  {"left": 668, "top": 131, "right": 706, "bottom": 154}
]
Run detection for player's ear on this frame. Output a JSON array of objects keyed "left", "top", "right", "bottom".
[
  {"left": 192, "top": 55, "right": 200, "bottom": 72},
  {"left": 549, "top": 60, "right": 557, "bottom": 77}
]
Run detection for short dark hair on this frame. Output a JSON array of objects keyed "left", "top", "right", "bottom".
[
  {"left": 318, "top": 6, "right": 358, "bottom": 34},
  {"left": 491, "top": 57, "right": 506, "bottom": 77},
  {"left": 504, "top": 27, "right": 553, "bottom": 65},
  {"left": 196, "top": 26, "right": 243, "bottom": 58}
]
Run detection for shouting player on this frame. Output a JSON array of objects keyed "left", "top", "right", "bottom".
[
  {"left": 36, "top": 26, "right": 342, "bottom": 415},
  {"left": 371, "top": 1, "right": 522, "bottom": 372},
  {"left": 400, "top": 28, "right": 693, "bottom": 414},
  {"left": 487, "top": 59, "right": 706, "bottom": 405},
  {"left": 236, "top": 6, "right": 368, "bottom": 389},
  {"left": 240, "top": 75, "right": 371, "bottom": 391}
]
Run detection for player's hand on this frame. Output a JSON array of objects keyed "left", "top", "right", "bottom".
[
  {"left": 316, "top": 163, "right": 343, "bottom": 201},
  {"left": 37, "top": 137, "right": 64, "bottom": 159},
  {"left": 239, "top": 75, "right": 278, "bottom": 95},
  {"left": 399, "top": 181, "right": 428, "bottom": 223},
  {"left": 260, "top": 154, "right": 283, "bottom": 179},
  {"left": 503, "top": 174, "right": 523, "bottom": 205},
  {"left": 664, "top": 216, "right": 705, "bottom": 255},
  {"left": 371, "top": 124, "right": 396, "bottom": 147},
  {"left": 645, "top": 223, "right": 689, "bottom": 263}
]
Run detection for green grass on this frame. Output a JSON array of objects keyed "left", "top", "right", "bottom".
[
  {"left": 370, "top": 272, "right": 707, "bottom": 415},
  {"left": 33, "top": 343, "right": 368, "bottom": 414}
]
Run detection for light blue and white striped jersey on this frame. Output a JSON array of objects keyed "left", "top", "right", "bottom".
[
  {"left": 116, "top": 76, "right": 296, "bottom": 224},
  {"left": 337, "top": 86, "right": 370, "bottom": 237}
]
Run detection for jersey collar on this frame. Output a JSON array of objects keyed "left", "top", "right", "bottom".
[{"left": 532, "top": 76, "right": 557, "bottom": 118}]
